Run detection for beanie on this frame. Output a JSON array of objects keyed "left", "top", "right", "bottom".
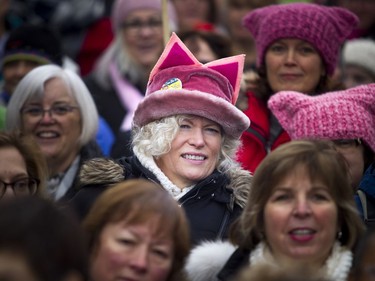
[
  {"left": 2, "top": 24, "right": 63, "bottom": 67},
  {"left": 243, "top": 3, "right": 359, "bottom": 75},
  {"left": 268, "top": 84, "right": 375, "bottom": 153},
  {"left": 133, "top": 33, "right": 250, "bottom": 139},
  {"left": 111, "top": 0, "right": 178, "bottom": 32},
  {"left": 342, "top": 39, "right": 375, "bottom": 76}
]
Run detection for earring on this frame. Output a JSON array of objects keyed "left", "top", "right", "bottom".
[{"left": 337, "top": 231, "right": 343, "bottom": 240}]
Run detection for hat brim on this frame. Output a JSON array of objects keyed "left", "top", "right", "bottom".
[
  {"left": 133, "top": 89, "right": 250, "bottom": 139},
  {"left": 2, "top": 53, "right": 51, "bottom": 67}
]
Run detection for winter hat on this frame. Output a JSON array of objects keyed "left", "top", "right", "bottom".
[
  {"left": 133, "top": 33, "right": 250, "bottom": 139},
  {"left": 342, "top": 39, "right": 375, "bottom": 76},
  {"left": 111, "top": 0, "right": 178, "bottom": 32},
  {"left": 2, "top": 24, "right": 63, "bottom": 67},
  {"left": 268, "top": 83, "right": 375, "bottom": 153},
  {"left": 242, "top": 3, "right": 359, "bottom": 75}
]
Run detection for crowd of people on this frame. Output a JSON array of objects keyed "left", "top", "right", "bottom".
[{"left": 0, "top": 0, "right": 374, "bottom": 280}]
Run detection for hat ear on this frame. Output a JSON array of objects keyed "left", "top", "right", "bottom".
[
  {"left": 205, "top": 55, "right": 245, "bottom": 105},
  {"left": 329, "top": 7, "right": 359, "bottom": 40},
  {"left": 268, "top": 91, "right": 311, "bottom": 128},
  {"left": 148, "top": 32, "right": 201, "bottom": 81}
]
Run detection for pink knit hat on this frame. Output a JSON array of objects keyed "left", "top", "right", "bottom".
[
  {"left": 133, "top": 33, "right": 250, "bottom": 139},
  {"left": 111, "top": 0, "right": 178, "bottom": 32},
  {"left": 243, "top": 3, "right": 358, "bottom": 75},
  {"left": 268, "top": 84, "right": 375, "bottom": 152}
]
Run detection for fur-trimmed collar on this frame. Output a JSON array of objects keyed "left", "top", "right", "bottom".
[
  {"left": 79, "top": 149, "right": 252, "bottom": 207},
  {"left": 185, "top": 240, "right": 352, "bottom": 281}
]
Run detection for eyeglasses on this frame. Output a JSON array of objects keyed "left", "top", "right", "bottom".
[
  {"left": 21, "top": 105, "right": 79, "bottom": 119},
  {"left": 121, "top": 19, "right": 162, "bottom": 35},
  {"left": 0, "top": 178, "right": 39, "bottom": 198},
  {"left": 333, "top": 139, "right": 362, "bottom": 149}
]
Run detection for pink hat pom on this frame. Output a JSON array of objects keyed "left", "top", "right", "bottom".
[{"left": 268, "top": 84, "right": 375, "bottom": 152}]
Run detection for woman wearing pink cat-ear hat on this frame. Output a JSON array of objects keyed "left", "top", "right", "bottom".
[{"left": 71, "top": 33, "right": 252, "bottom": 245}]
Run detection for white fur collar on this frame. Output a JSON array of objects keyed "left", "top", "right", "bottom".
[
  {"left": 250, "top": 242, "right": 352, "bottom": 281},
  {"left": 133, "top": 147, "right": 192, "bottom": 199}
]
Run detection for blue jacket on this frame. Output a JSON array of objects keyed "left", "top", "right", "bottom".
[{"left": 355, "top": 163, "right": 375, "bottom": 223}]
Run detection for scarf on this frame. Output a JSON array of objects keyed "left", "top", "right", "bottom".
[
  {"left": 250, "top": 241, "right": 352, "bottom": 281},
  {"left": 133, "top": 147, "right": 193, "bottom": 199},
  {"left": 109, "top": 61, "right": 144, "bottom": 132}
]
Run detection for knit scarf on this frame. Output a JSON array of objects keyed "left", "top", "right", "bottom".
[
  {"left": 109, "top": 61, "right": 144, "bottom": 132},
  {"left": 249, "top": 241, "right": 352, "bottom": 281},
  {"left": 133, "top": 146, "right": 193, "bottom": 199}
]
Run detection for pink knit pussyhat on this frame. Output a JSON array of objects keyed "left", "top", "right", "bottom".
[
  {"left": 242, "top": 3, "right": 359, "bottom": 75},
  {"left": 133, "top": 33, "right": 250, "bottom": 139},
  {"left": 268, "top": 83, "right": 375, "bottom": 153}
]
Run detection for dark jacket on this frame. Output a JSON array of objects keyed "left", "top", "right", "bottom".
[
  {"left": 355, "top": 163, "right": 375, "bottom": 226},
  {"left": 69, "top": 156, "right": 251, "bottom": 245},
  {"left": 60, "top": 140, "right": 103, "bottom": 201},
  {"left": 84, "top": 74, "right": 142, "bottom": 158}
]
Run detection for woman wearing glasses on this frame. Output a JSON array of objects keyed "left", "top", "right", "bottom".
[
  {"left": 5, "top": 64, "right": 103, "bottom": 202},
  {"left": 0, "top": 131, "right": 47, "bottom": 199},
  {"left": 84, "top": 0, "right": 178, "bottom": 159}
]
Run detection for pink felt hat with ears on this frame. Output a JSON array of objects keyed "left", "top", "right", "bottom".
[
  {"left": 268, "top": 83, "right": 375, "bottom": 153},
  {"left": 133, "top": 33, "right": 250, "bottom": 139}
]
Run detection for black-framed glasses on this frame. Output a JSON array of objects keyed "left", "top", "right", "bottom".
[
  {"left": 333, "top": 139, "right": 362, "bottom": 149},
  {"left": 21, "top": 104, "right": 79, "bottom": 119},
  {"left": 0, "top": 178, "right": 39, "bottom": 198},
  {"left": 121, "top": 19, "right": 162, "bottom": 35}
]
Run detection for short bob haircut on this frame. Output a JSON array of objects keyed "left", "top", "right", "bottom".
[
  {"left": 231, "top": 140, "right": 365, "bottom": 251},
  {"left": 132, "top": 114, "right": 242, "bottom": 173},
  {"left": 6, "top": 64, "right": 98, "bottom": 146},
  {"left": 83, "top": 179, "right": 191, "bottom": 281},
  {"left": 0, "top": 196, "right": 89, "bottom": 281},
  {"left": 0, "top": 130, "right": 48, "bottom": 197}
]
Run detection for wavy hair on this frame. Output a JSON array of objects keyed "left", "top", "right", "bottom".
[{"left": 132, "top": 114, "right": 242, "bottom": 173}]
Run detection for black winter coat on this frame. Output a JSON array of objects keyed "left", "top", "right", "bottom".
[{"left": 69, "top": 156, "right": 243, "bottom": 245}]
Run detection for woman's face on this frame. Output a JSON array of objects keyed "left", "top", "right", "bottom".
[
  {"left": 333, "top": 139, "right": 365, "bottom": 190},
  {"left": 342, "top": 64, "right": 375, "bottom": 89},
  {"left": 183, "top": 36, "right": 218, "bottom": 64},
  {"left": 21, "top": 78, "right": 82, "bottom": 168},
  {"left": 265, "top": 39, "right": 325, "bottom": 94},
  {"left": 90, "top": 218, "right": 174, "bottom": 281},
  {"left": 172, "top": 0, "right": 210, "bottom": 31},
  {"left": 0, "top": 147, "right": 28, "bottom": 199},
  {"left": 264, "top": 167, "right": 338, "bottom": 266},
  {"left": 121, "top": 9, "right": 164, "bottom": 70},
  {"left": 155, "top": 116, "right": 222, "bottom": 188}
]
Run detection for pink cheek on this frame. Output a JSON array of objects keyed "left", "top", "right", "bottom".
[{"left": 109, "top": 251, "right": 128, "bottom": 266}]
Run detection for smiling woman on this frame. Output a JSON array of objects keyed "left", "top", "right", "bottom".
[
  {"left": 236, "top": 3, "right": 359, "bottom": 174},
  {"left": 70, "top": 33, "right": 252, "bottom": 245},
  {"left": 5, "top": 64, "right": 103, "bottom": 202},
  {"left": 186, "top": 140, "right": 365, "bottom": 281}
]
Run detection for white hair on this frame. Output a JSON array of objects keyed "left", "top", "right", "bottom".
[{"left": 6, "top": 64, "right": 98, "bottom": 146}]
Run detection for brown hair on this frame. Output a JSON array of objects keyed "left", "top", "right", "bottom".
[
  {"left": 0, "top": 130, "right": 47, "bottom": 197},
  {"left": 83, "top": 179, "right": 191, "bottom": 281},
  {"left": 230, "top": 140, "right": 365, "bottom": 251}
]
